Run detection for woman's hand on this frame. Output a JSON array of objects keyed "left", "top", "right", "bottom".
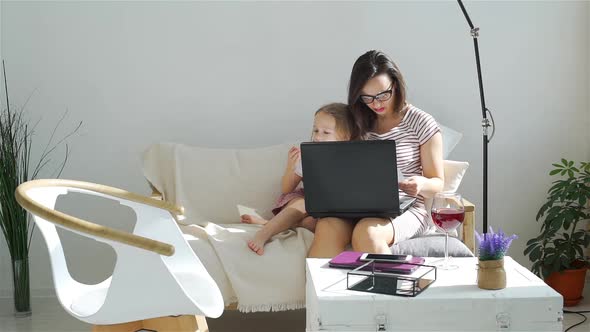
[
  {"left": 399, "top": 176, "right": 427, "bottom": 197},
  {"left": 286, "top": 146, "right": 300, "bottom": 171}
]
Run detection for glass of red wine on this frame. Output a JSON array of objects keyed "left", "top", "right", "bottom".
[{"left": 431, "top": 192, "right": 465, "bottom": 270}]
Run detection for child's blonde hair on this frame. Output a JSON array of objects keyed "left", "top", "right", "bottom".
[{"left": 314, "top": 103, "right": 355, "bottom": 140}]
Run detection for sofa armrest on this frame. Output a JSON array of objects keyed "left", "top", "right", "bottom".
[
  {"left": 460, "top": 198, "right": 475, "bottom": 254},
  {"left": 149, "top": 181, "right": 163, "bottom": 200}
]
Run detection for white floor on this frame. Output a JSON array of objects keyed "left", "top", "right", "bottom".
[
  {"left": 0, "top": 282, "right": 588, "bottom": 332},
  {"left": 0, "top": 297, "right": 305, "bottom": 332}
]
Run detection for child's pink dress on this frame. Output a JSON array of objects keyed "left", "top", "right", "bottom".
[
  {"left": 271, "top": 158, "right": 305, "bottom": 215},
  {"left": 272, "top": 188, "right": 305, "bottom": 215}
]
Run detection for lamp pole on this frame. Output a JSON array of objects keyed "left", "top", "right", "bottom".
[{"left": 456, "top": 0, "right": 495, "bottom": 234}]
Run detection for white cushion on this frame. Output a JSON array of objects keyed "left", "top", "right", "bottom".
[
  {"left": 391, "top": 234, "right": 474, "bottom": 257},
  {"left": 440, "top": 124, "right": 462, "bottom": 159},
  {"left": 442, "top": 160, "right": 469, "bottom": 193},
  {"left": 425, "top": 160, "right": 470, "bottom": 234}
]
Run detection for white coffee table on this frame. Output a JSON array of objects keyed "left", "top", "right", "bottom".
[{"left": 306, "top": 257, "right": 563, "bottom": 331}]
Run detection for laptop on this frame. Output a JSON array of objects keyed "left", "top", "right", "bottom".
[{"left": 300, "top": 140, "right": 416, "bottom": 219}]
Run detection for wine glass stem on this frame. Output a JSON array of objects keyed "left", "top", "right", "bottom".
[{"left": 444, "top": 232, "right": 449, "bottom": 266}]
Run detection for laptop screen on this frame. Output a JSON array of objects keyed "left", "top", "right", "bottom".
[{"left": 301, "top": 141, "right": 400, "bottom": 218}]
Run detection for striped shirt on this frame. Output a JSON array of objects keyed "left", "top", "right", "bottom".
[{"left": 365, "top": 104, "right": 440, "bottom": 219}]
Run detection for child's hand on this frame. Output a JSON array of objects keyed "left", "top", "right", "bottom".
[
  {"left": 287, "top": 146, "right": 300, "bottom": 171},
  {"left": 399, "top": 176, "right": 425, "bottom": 197}
]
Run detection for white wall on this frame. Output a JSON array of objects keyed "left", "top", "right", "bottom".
[{"left": 1, "top": 1, "right": 588, "bottom": 297}]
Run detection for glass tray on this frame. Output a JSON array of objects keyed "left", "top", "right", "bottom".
[{"left": 346, "top": 260, "right": 437, "bottom": 297}]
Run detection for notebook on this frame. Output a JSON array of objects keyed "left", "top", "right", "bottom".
[
  {"left": 328, "top": 251, "right": 425, "bottom": 274},
  {"left": 300, "top": 140, "right": 416, "bottom": 219}
]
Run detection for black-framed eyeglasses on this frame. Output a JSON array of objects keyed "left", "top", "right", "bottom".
[{"left": 359, "top": 86, "right": 393, "bottom": 104}]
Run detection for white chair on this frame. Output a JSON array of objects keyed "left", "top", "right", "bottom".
[{"left": 15, "top": 179, "right": 224, "bottom": 332}]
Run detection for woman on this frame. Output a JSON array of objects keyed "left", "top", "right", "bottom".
[{"left": 308, "top": 50, "right": 444, "bottom": 258}]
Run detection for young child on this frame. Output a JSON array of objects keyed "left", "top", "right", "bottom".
[{"left": 241, "top": 103, "right": 354, "bottom": 255}]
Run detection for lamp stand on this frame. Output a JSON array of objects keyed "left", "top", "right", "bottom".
[{"left": 457, "top": 0, "right": 495, "bottom": 234}]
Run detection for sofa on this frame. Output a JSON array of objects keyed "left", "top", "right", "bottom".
[{"left": 141, "top": 131, "right": 474, "bottom": 314}]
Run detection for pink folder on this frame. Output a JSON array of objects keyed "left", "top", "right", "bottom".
[{"left": 329, "top": 251, "right": 425, "bottom": 274}]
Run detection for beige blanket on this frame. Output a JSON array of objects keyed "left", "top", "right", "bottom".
[{"left": 142, "top": 142, "right": 314, "bottom": 312}]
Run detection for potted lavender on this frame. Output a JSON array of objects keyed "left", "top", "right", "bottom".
[{"left": 475, "top": 227, "right": 517, "bottom": 290}]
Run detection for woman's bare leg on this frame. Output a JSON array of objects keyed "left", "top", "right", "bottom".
[
  {"left": 307, "top": 217, "right": 354, "bottom": 258},
  {"left": 351, "top": 217, "right": 394, "bottom": 254},
  {"left": 247, "top": 197, "right": 307, "bottom": 255},
  {"left": 297, "top": 216, "right": 317, "bottom": 233}
]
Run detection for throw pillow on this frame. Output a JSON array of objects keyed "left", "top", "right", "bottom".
[
  {"left": 440, "top": 124, "right": 462, "bottom": 159},
  {"left": 390, "top": 234, "right": 474, "bottom": 257},
  {"left": 425, "top": 160, "right": 470, "bottom": 235}
]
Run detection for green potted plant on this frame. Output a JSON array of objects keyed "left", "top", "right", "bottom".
[
  {"left": 524, "top": 159, "right": 590, "bottom": 306},
  {"left": 0, "top": 62, "right": 80, "bottom": 316}
]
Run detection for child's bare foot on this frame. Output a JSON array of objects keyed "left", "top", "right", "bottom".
[
  {"left": 241, "top": 214, "right": 268, "bottom": 225},
  {"left": 299, "top": 216, "right": 318, "bottom": 233},
  {"left": 247, "top": 228, "right": 273, "bottom": 255}
]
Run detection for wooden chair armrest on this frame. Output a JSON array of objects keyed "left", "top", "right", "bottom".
[
  {"left": 16, "top": 179, "right": 182, "bottom": 256},
  {"left": 461, "top": 198, "right": 476, "bottom": 254}
]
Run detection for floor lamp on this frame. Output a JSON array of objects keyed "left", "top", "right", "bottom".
[{"left": 456, "top": 0, "right": 495, "bottom": 234}]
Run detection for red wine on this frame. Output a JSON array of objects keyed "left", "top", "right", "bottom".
[{"left": 432, "top": 208, "right": 465, "bottom": 230}]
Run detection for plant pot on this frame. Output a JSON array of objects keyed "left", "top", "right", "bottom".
[
  {"left": 545, "top": 262, "right": 588, "bottom": 307},
  {"left": 11, "top": 257, "right": 32, "bottom": 317},
  {"left": 477, "top": 258, "right": 506, "bottom": 290}
]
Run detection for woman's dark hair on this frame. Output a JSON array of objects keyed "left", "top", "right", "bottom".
[
  {"left": 348, "top": 50, "right": 407, "bottom": 137},
  {"left": 315, "top": 103, "right": 355, "bottom": 140}
]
